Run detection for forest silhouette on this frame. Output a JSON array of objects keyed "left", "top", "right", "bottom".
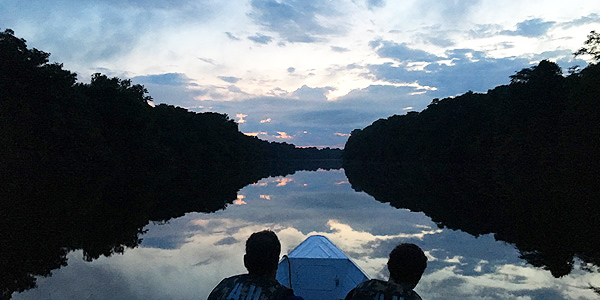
[
  {"left": 0, "top": 29, "right": 340, "bottom": 299},
  {"left": 344, "top": 32, "right": 600, "bottom": 279}
]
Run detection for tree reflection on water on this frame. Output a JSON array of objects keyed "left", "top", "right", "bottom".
[
  {"left": 0, "top": 160, "right": 341, "bottom": 299},
  {"left": 5, "top": 168, "right": 600, "bottom": 300},
  {"left": 344, "top": 162, "right": 600, "bottom": 280}
]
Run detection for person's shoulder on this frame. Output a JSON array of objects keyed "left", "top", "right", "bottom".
[
  {"left": 345, "top": 279, "right": 386, "bottom": 300},
  {"left": 207, "top": 274, "right": 248, "bottom": 298},
  {"left": 242, "top": 274, "right": 294, "bottom": 299},
  {"left": 356, "top": 279, "right": 388, "bottom": 290},
  {"left": 347, "top": 279, "right": 423, "bottom": 300},
  {"left": 218, "top": 274, "right": 247, "bottom": 285}
]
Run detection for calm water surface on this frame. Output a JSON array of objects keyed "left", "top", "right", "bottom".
[{"left": 14, "top": 169, "right": 600, "bottom": 300}]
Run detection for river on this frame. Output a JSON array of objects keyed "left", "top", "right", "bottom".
[{"left": 11, "top": 169, "right": 600, "bottom": 300}]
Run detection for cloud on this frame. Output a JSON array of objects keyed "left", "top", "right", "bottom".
[
  {"left": 244, "top": 131, "right": 267, "bottom": 137},
  {"left": 291, "top": 85, "right": 335, "bottom": 101},
  {"left": 233, "top": 195, "right": 247, "bottom": 205},
  {"left": 339, "top": 84, "right": 432, "bottom": 109},
  {"left": 249, "top": 0, "right": 344, "bottom": 43},
  {"left": 248, "top": 33, "right": 273, "bottom": 44},
  {"left": 218, "top": 76, "right": 241, "bottom": 83},
  {"left": 191, "top": 87, "right": 425, "bottom": 147},
  {"left": 198, "top": 57, "right": 217, "bottom": 65},
  {"left": 140, "top": 235, "right": 187, "bottom": 250},
  {"left": 334, "top": 132, "right": 350, "bottom": 137},
  {"left": 501, "top": 18, "right": 556, "bottom": 37},
  {"left": 331, "top": 46, "right": 349, "bottom": 53},
  {"left": 225, "top": 32, "right": 240, "bottom": 40},
  {"left": 132, "top": 73, "right": 204, "bottom": 107},
  {"left": 366, "top": 0, "right": 385, "bottom": 10},
  {"left": 402, "top": 0, "right": 480, "bottom": 26},
  {"left": 275, "top": 131, "right": 292, "bottom": 139},
  {"left": 189, "top": 83, "right": 253, "bottom": 102},
  {"left": 214, "top": 237, "right": 238, "bottom": 246},
  {"left": 156, "top": 69, "right": 473, "bottom": 148},
  {"left": 532, "top": 49, "right": 587, "bottom": 69},
  {"left": 422, "top": 35, "right": 455, "bottom": 48},
  {"left": 134, "top": 73, "right": 193, "bottom": 86},
  {"left": 370, "top": 39, "right": 441, "bottom": 62},
  {"left": 236, "top": 113, "right": 248, "bottom": 123},
  {"left": 276, "top": 178, "right": 293, "bottom": 186},
  {"left": 0, "top": 0, "right": 222, "bottom": 71},
  {"left": 365, "top": 48, "right": 531, "bottom": 97},
  {"left": 468, "top": 24, "right": 506, "bottom": 39},
  {"left": 228, "top": 85, "right": 245, "bottom": 94},
  {"left": 184, "top": 41, "right": 582, "bottom": 148},
  {"left": 561, "top": 13, "right": 600, "bottom": 28},
  {"left": 287, "top": 67, "right": 296, "bottom": 73},
  {"left": 288, "top": 109, "right": 379, "bottom": 128}
]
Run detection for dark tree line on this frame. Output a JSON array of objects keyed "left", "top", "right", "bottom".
[
  {"left": 345, "top": 58, "right": 598, "bottom": 167},
  {"left": 0, "top": 29, "right": 340, "bottom": 298},
  {"left": 0, "top": 28, "right": 341, "bottom": 188},
  {"left": 343, "top": 36, "right": 600, "bottom": 278},
  {"left": 344, "top": 59, "right": 599, "bottom": 182}
]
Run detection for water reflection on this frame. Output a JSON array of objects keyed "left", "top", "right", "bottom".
[
  {"left": 1, "top": 159, "right": 341, "bottom": 298},
  {"left": 344, "top": 162, "right": 600, "bottom": 279},
  {"left": 12, "top": 170, "right": 599, "bottom": 300}
]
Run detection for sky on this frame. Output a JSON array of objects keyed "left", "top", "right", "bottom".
[{"left": 2, "top": 0, "right": 600, "bottom": 148}]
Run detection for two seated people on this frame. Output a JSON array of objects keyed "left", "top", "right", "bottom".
[{"left": 207, "top": 230, "right": 428, "bottom": 300}]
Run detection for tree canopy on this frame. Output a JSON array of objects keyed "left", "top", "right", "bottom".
[{"left": 574, "top": 30, "right": 600, "bottom": 62}]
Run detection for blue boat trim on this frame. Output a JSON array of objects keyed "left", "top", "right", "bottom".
[{"left": 276, "top": 235, "right": 370, "bottom": 300}]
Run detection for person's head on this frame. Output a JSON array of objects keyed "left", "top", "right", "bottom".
[
  {"left": 244, "top": 230, "right": 281, "bottom": 277},
  {"left": 387, "top": 243, "right": 427, "bottom": 289}
]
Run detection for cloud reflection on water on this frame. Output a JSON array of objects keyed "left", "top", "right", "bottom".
[{"left": 13, "top": 170, "right": 600, "bottom": 300}]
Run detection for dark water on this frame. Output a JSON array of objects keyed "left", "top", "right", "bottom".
[{"left": 9, "top": 168, "right": 599, "bottom": 300}]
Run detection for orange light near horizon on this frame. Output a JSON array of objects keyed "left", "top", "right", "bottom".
[
  {"left": 236, "top": 113, "right": 247, "bottom": 123},
  {"left": 276, "top": 178, "right": 293, "bottom": 186},
  {"left": 244, "top": 131, "right": 267, "bottom": 137},
  {"left": 233, "top": 194, "right": 247, "bottom": 205},
  {"left": 190, "top": 219, "right": 209, "bottom": 226},
  {"left": 276, "top": 131, "right": 292, "bottom": 139}
]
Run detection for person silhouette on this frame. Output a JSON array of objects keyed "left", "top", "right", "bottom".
[
  {"left": 344, "top": 243, "right": 427, "bottom": 300},
  {"left": 207, "top": 230, "right": 302, "bottom": 300}
]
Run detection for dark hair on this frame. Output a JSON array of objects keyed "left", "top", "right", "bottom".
[
  {"left": 244, "top": 230, "right": 281, "bottom": 275},
  {"left": 387, "top": 243, "right": 427, "bottom": 287}
]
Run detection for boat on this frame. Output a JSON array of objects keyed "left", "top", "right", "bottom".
[{"left": 276, "top": 235, "right": 370, "bottom": 300}]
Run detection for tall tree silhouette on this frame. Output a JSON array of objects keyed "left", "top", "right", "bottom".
[{"left": 574, "top": 30, "right": 600, "bottom": 62}]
